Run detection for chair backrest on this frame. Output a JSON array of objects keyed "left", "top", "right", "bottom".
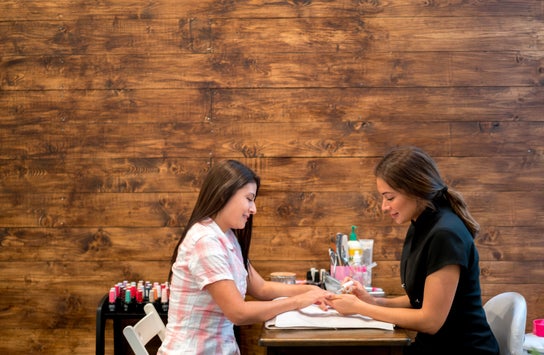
[
  {"left": 483, "top": 292, "right": 527, "bottom": 355},
  {"left": 123, "top": 303, "right": 166, "bottom": 355}
]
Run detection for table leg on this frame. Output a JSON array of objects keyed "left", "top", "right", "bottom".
[
  {"left": 113, "top": 318, "right": 124, "bottom": 355},
  {"left": 96, "top": 294, "right": 107, "bottom": 355}
]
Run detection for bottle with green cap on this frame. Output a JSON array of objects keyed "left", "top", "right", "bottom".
[{"left": 347, "top": 225, "right": 362, "bottom": 263}]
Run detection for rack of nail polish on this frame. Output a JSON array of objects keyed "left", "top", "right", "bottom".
[{"left": 108, "top": 280, "right": 170, "bottom": 313}]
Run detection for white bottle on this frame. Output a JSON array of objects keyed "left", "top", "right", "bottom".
[
  {"left": 352, "top": 250, "right": 365, "bottom": 285},
  {"left": 347, "top": 225, "right": 362, "bottom": 261}
]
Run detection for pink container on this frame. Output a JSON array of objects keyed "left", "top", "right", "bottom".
[{"left": 534, "top": 319, "right": 544, "bottom": 337}]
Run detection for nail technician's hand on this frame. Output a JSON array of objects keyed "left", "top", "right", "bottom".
[
  {"left": 342, "top": 278, "right": 376, "bottom": 304},
  {"left": 324, "top": 293, "right": 361, "bottom": 316}
]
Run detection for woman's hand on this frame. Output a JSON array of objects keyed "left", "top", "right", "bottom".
[
  {"left": 339, "top": 277, "right": 377, "bottom": 305},
  {"left": 324, "top": 293, "right": 363, "bottom": 315},
  {"left": 293, "top": 287, "right": 332, "bottom": 310}
]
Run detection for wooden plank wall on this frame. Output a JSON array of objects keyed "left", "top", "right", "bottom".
[{"left": 1, "top": 0, "right": 543, "bottom": 354}]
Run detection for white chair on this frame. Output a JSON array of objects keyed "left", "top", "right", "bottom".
[
  {"left": 123, "top": 303, "right": 166, "bottom": 355},
  {"left": 483, "top": 292, "right": 527, "bottom": 355}
]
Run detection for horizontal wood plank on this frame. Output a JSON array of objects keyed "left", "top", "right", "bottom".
[
  {"left": 211, "top": 17, "right": 544, "bottom": 54},
  {"left": 2, "top": 17, "right": 542, "bottom": 56},
  {"left": 0, "top": 88, "right": 211, "bottom": 125},
  {"left": 1, "top": 0, "right": 540, "bottom": 20},
  {"left": 0, "top": 157, "right": 213, "bottom": 193},
  {"left": 1, "top": 156, "right": 543, "bottom": 193},
  {"left": 1, "top": 225, "right": 541, "bottom": 263},
  {"left": 2, "top": 121, "right": 542, "bottom": 159},
  {"left": 2, "top": 87, "right": 543, "bottom": 126},
  {"left": 211, "top": 87, "right": 544, "bottom": 123},
  {"left": 0, "top": 329, "right": 96, "bottom": 354},
  {"left": 0, "top": 191, "right": 542, "bottom": 228},
  {"left": 2, "top": 52, "right": 542, "bottom": 90},
  {"left": 0, "top": 227, "right": 544, "bottom": 265},
  {"left": 451, "top": 121, "right": 544, "bottom": 155}
]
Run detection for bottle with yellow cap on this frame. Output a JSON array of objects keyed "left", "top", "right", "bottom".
[{"left": 347, "top": 225, "right": 362, "bottom": 263}]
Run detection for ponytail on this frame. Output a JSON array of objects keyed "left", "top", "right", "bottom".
[{"left": 441, "top": 187, "right": 480, "bottom": 238}]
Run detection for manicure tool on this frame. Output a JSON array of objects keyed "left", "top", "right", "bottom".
[{"left": 336, "top": 280, "right": 354, "bottom": 294}]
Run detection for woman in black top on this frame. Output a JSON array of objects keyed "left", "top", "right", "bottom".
[{"left": 325, "top": 146, "right": 499, "bottom": 355}]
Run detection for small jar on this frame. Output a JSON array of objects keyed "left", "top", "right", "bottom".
[{"left": 270, "top": 272, "right": 296, "bottom": 284}]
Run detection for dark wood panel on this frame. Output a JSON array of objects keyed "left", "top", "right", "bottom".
[
  {"left": 0, "top": 329, "right": 95, "bottom": 354},
  {"left": 2, "top": 87, "right": 543, "bottom": 126},
  {"left": 3, "top": 17, "right": 542, "bottom": 56},
  {"left": 2, "top": 259, "right": 540, "bottom": 297},
  {"left": 1, "top": 191, "right": 541, "bottom": 228},
  {"left": 0, "top": 225, "right": 544, "bottom": 267},
  {"left": 2, "top": 259, "right": 541, "bottom": 297},
  {"left": 0, "top": 157, "right": 212, "bottom": 193},
  {"left": 0, "top": 121, "right": 218, "bottom": 159},
  {"left": 2, "top": 225, "right": 540, "bottom": 263},
  {"left": 248, "top": 226, "right": 544, "bottom": 263},
  {"left": 212, "top": 87, "right": 544, "bottom": 123},
  {"left": 0, "top": 227, "right": 180, "bottom": 262},
  {"left": 0, "top": 88, "right": 211, "bottom": 125},
  {"left": 204, "top": 121, "right": 451, "bottom": 158},
  {"left": 434, "top": 156, "right": 544, "bottom": 191},
  {"left": 451, "top": 121, "right": 544, "bottom": 156},
  {"left": 0, "top": 18, "right": 211, "bottom": 56},
  {"left": 0, "top": 260, "right": 171, "bottom": 329},
  {"left": 0, "top": 192, "right": 195, "bottom": 227},
  {"left": 2, "top": 156, "right": 542, "bottom": 193},
  {"left": 1, "top": 0, "right": 539, "bottom": 20},
  {"left": 0, "top": 121, "right": 453, "bottom": 159},
  {"left": 256, "top": 191, "right": 544, "bottom": 228},
  {"left": 211, "top": 17, "right": 543, "bottom": 54},
  {"left": 2, "top": 120, "right": 542, "bottom": 160},
  {"left": 1, "top": 0, "right": 542, "bottom": 354},
  {"left": 2, "top": 52, "right": 541, "bottom": 90}
]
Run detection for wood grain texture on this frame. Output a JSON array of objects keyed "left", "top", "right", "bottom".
[
  {"left": 3, "top": 17, "right": 542, "bottom": 55},
  {"left": 0, "top": 0, "right": 543, "bottom": 354},
  {"left": 1, "top": 0, "right": 540, "bottom": 20},
  {"left": 2, "top": 52, "right": 543, "bottom": 90}
]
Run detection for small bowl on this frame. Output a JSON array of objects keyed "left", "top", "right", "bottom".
[{"left": 534, "top": 319, "right": 544, "bottom": 337}]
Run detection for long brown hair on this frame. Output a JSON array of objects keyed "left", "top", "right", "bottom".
[
  {"left": 168, "top": 160, "right": 260, "bottom": 281},
  {"left": 374, "top": 146, "right": 479, "bottom": 238}
]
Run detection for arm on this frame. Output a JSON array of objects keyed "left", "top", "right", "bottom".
[
  {"left": 326, "top": 264, "right": 460, "bottom": 334},
  {"left": 344, "top": 278, "right": 411, "bottom": 308},
  {"left": 206, "top": 265, "right": 330, "bottom": 326},
  {"left": 376, "top": 294, "right": 412, "bottom": 308},
  {"left": 245, "top": 263, "right": 322, "bottom": 300}
]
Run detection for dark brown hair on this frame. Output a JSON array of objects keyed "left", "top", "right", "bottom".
[
  {"left": 374, "top": 146, "right": 479, "bottom": 238},
  {"left": 168, "top": 160, "right": 260, "bottom": 281}
]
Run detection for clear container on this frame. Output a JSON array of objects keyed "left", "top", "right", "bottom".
[
  {"left": 359, "top": 239, "right": 374, "bottom": 287},
  {"left": 270, "top": 272, "right": 296, "bottom": 284}
]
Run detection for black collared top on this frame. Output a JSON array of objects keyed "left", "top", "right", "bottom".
[{"left": 400, "top": 200, "right": 499, "bottom": 355}]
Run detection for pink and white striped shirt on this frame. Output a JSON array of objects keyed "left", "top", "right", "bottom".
[{"left": 158, "top": 219, "right": 248, "bottom": 354}]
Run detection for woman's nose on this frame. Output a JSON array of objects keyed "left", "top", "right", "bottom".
[
  {"left": 249, "top": 202, "right": 257, "bottom": 214},
  {"left": 381, "top": 199, "right": 390, "bottom": 212}
]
